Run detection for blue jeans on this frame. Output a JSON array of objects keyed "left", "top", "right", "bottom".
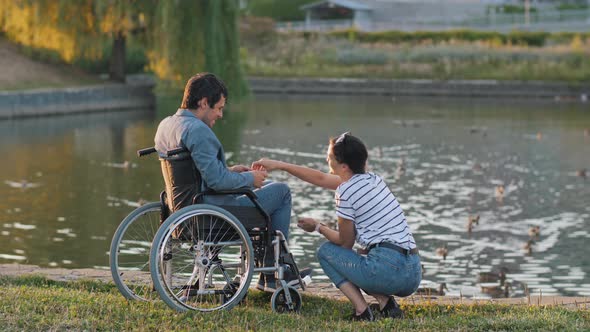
[
  {"left": 232, "top": 181, "right": 292, "bottom": 240},
  {"left": 317, "top": 242, "right": 422, "bottom": 296}
]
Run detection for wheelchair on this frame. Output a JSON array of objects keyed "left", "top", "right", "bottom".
[{"left": 109, "top": 146, "right": 309, "bottom": 313}]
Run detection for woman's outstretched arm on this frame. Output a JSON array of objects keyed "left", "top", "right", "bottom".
[{"left": 252, "top": 158, "right": 342, "bottom": 190}]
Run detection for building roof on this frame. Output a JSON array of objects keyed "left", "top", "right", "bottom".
[{"left": 300, "top": 0, "right": 372, "bottom": 11}]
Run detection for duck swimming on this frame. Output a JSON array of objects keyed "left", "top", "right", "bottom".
[{"left": 415, "top": 283, "right": 448, "bottom": 296}]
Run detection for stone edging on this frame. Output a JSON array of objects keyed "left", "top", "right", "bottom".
[
  {"left": 0, "top": 76, "right": 155, "bottom": 119},
  {"left": 248, "top": 77, "right": 590, "bottom": 101}
]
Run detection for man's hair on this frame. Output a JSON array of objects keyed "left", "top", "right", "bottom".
[
  {"left": 329, "top": 134, "right": 368, "bottom": 174},
  {"left": 180, "top": 73, "right": 228, "bottom": 110}
]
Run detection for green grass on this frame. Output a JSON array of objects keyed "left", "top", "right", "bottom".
[{"left": 1, "top": 276, "right": 589, "bottom": 331}]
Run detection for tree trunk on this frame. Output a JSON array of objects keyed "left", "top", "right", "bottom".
[{"left": 109, "top": 31, "right": 126, "bottom": 82}]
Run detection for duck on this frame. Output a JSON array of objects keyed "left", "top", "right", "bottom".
[
  {"left": 584, "top": 129, "right": 589, "bottom": 137},
  {"left": 396, "top": 160, "right": 406, "bottom": 174},
  {"left": 481, "top": 282, "right": 510, "bottom": 298},
  {"left": 523, "top": 239, "right": 535, "bottom": 255},
  {"left": 495, "top": 185, "right": 505, "bottom": 199},
  {"left": 577, "top": 169, "right": 587, "bottom": 178},
  {"left": 415, "top": 283, "right": 448, "bottom": 296},
  {"left": 103, "top": 160, "right": 131, "bottom": 169},
  {"left": 466, "top": 215, "right": 479, "bottom": 233},
  {"left": 435, "top": 245, "right": 448, "bottom": 260},
  {"left": 536, "top": 132, "right": 543, "bottom": 141},
  {"left": 477, "top": 267, "right": 508, "bottom": 284},
  {"left": 4, "top": 180, "right": 41, "bottom": 189},
  {"left": 528, "top": 226, "right": 540, "bottom": 239},
  {"left": 510, "top": 280, "right": 530, "bottom": 297},
  {"left": 467, "top": 221, "right": 474, "bottom": 234}
]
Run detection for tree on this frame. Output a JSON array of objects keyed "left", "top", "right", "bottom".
[
  {"left": 147, "top": 0, "right": 248, "bottom": 96},
  {"left": 0, "top": 0, "right": 248, "bottom": 97}
]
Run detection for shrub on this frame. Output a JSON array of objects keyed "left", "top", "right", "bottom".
[
  {"left": 333, "top": 48, "right": 389, "bottom": 65},
  {"left": 328, "top": 29, "right": 556, "bottom": 47},
  {"left": 239, "top": 16, "right": 277, "bottom": 47},
  {"left": 244, "top": 0, "right": 316, "bottom": 21}
]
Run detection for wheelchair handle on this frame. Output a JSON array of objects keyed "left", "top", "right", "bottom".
[
  {"left": 137, "top": 147, "right": 156, "bottom": 157},
  {"left": 136, "top": 146, "right": 188, "bottom": 158}
]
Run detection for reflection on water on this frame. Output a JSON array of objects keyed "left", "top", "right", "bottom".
[{"left": 1, "top": 97, "right": 589, "bottom": 298}]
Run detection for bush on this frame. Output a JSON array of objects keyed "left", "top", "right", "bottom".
[
  {"left": 333, "top": 48, "right": 389, "bottom": 65},
  {"left": 244, "top": 0, "right": 316, "bottom": 21},
  {"left": 239, "top": 16, "right": 277, "bottom": 47},
  {"left": 328, "top": 29, "right": 560, "bottom": 47}
]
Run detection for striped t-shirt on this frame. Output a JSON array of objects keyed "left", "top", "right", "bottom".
[{"left": 335, "top": 172, "right": 416, "bottom": 250}]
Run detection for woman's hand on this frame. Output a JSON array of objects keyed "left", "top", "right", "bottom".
[
  {"left": 229, "top": 165, "right": 251, "bottom": 173},
  {"left": 252, "top": 158, "right": 282, "bottom": 172},
  {"left": 297, "top": 217, "right": 318, "bottom": 233}
]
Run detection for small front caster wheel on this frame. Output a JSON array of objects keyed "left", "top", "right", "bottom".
[{"left": 271, "top": 286, "right": 302, "bottom": 313}]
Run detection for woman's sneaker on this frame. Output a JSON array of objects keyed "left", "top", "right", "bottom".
[
  {"left": 349, "top": 307, "right": 375, "bottom": 321},
  {"left": 379, "top": 297, "right": 405, "bottom": 319}
]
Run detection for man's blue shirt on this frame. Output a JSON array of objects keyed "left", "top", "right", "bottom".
[{"left": 154, "top": 109, "right": 254, "bottom": 204}]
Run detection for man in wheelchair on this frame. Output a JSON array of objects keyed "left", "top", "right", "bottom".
[{"left": 154, "top": 73, "right": 311, "bottom": 293}]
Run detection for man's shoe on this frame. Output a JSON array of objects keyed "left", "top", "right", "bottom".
[
  {"left": 380, "top": 297, "right": 405, "bottom": 319},
  {"left": 263, "top": 273, "right": 277, "bottom": 292},
  {"left": 349, "top": 307, "right": 375, "bottom": 321},
  {"left": 285, "top": 267, "right": 313, "bottom": 287},
  {"left": 262, "top": 267, "right": 313, "bottom": 293},
  {"left": 255, "top": 273, "right": 266, "bottom": 291}
]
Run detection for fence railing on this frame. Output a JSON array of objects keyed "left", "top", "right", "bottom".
[{"left": 278, "top": 9, "right": 590, "bottom": 32}]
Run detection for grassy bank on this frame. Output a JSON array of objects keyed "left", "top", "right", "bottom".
[
  {"left": 240, "top": 24, "right": 590, "bottom": 82},
  {"left": 1, "top": 276, "right": 588, "bottom": 331}
]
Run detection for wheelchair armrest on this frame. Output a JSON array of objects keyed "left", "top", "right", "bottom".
[
  {"left": 201, "top": 188, "right": 258, "bottom": 200},
  {"left": 193, "top": 188, "right": 271, "bottom": 225}
]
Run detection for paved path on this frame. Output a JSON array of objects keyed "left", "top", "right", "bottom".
[{"left": 1, "top": 264, "right": 588, "bottom": 309}]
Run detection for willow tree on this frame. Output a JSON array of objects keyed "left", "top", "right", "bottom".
[
  {"left": 147, "top": 0, "right": 248, "bottom": 97},
  {"left": 0, "top": 0, "right": 248, "bottom": 97}
]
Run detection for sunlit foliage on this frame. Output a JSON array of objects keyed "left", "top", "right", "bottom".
[{"left": 0, "top": 0, "right": 248, "bottom": 96}]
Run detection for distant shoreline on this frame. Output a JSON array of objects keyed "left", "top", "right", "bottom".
[
  {"left": 1, "top": 76, "right": 588, "bottom": 119},
  {"left": 0, "top": 76, "right": 155, "bottom": 119},
  {"left": 248, "top": 77, "right": 590, "bottom": 102}
]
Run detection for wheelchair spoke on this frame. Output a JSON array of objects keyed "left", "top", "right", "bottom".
[
  {"left": 151, "top": 205, "right": 254, "bottom": 312},
  {"left": 110, "top": 202, "right": 161, "bottom": 302}
]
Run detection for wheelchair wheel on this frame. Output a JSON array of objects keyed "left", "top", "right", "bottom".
[
  {"left": 150, "top": 204, "right": 254, "bottom": 312},
  {"left": 109, "top": 202, "right": 161, "bottom": 301},
  {"left": 271, "top": 285, "right": 302, "bottom": 313}
]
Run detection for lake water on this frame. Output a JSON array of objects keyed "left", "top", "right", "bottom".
[{"left": 1, "top": 95, "right": 589, "bottom": 298}]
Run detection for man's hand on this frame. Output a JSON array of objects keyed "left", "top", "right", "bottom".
[
  {"left": 297, "top": 217, "right": 318, "bottom": 233},
  {"left": 252, "top": 158, "right": 282, "bottom": 172},
  {"left": 251, "top": 170, "right": 268, "bottom": 188},
  {"left": 229, "top": 165, "right": 251, "bottom": 173}
]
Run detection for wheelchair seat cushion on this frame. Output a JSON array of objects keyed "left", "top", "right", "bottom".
[{"left": 219, "top": 205, "right": 268, "bottom": 231}]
